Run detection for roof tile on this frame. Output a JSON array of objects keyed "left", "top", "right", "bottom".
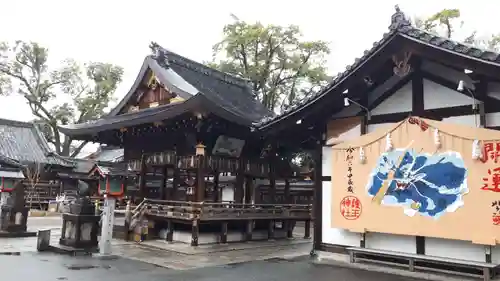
[
  {"left": 256, "top": 5, "right": 500, "bottom": 128},
  {"left": 0, "top": 119, "right": 70, "bottom": 166}
]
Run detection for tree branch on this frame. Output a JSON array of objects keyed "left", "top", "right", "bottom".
[{"left": 70, "top": 141, "right": 88, "bottom": 158}]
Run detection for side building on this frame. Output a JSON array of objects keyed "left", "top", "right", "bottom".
[
  {"left": 0, "top": 118, "right": 76, "bottom": 206},
  {"left": 257, "top": 6, "right": 500, "bottom": 264}
]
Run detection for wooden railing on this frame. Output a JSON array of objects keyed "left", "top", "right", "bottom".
[{"left": 136, "top": 198, "right": 312, "bottom": 221}]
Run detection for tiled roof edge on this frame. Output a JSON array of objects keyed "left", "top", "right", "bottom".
[{"left": 255, "top": 5, "right": 500, "bottom": 128}]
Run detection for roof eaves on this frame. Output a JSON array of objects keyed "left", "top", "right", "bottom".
[
  {"left": 398, "top": 30, "right": 500, "bottom": 67},
  {"left": 58, "top": 96, "right": 201, "bottom": 136},
  {"left": 255, "top": 30, "right": 398, "bottom": 129},
  {"left": 256, "top": 5, "right": 500, "bottom": 130}
]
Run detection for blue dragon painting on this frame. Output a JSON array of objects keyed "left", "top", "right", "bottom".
[{"left": 366, "top": 148, "right": 468, "bottom": 219}]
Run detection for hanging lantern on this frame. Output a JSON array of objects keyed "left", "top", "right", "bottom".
[
  {"left": 359, "top": 147, "right": 366, "bottom": 164},
  {"left": 434, "top": 129, "right": 441, "bottom": 149},
  {"left": 385, "top": 133, "right": 393, "bottom": 152},
  {"left": 472, "top": 140, "right": 483, "bottom": 160}
]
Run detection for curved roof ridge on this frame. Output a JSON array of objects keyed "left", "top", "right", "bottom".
[
  {"left": 150, "top": 42, "right": 253, "bottom": 90},
  {"left": 256, "top": 5, "right": 500, "bottom": 129}
]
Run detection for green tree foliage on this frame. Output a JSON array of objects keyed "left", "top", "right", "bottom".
[
  {"left": 0, "top": 41, "right": 123, "bottom": 157},
  {"left": 413, "top": 8, "right": 500, "bottom": 51},
  {"left": 209, "top": 19, "right": 331, "bottom": 112}
]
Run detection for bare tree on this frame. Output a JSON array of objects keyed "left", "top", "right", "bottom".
[{"left": 25, "top": 162, "right": 42, "bottom": 210}]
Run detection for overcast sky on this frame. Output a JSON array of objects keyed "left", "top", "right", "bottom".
[{"left": 0, "top": 0, "right": 497, "bottom": 154}]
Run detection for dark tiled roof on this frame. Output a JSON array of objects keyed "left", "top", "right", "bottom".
[
  {"left": 0, "top": 118, "right": 72, "bottom": 166},
  {"left": 159, "top": 45, "right": 273, "bottom": 124},
  {"left": 60, "top": 43, "right": 274, "bottom": 136},
  {"left": 256, "top": 5, "right": 500, "bottom": 128},
  {"left": 92, "top": 162, "right": 130, "bottom": 177},
  {"left": 109, "top": 43, "right": 273, "bottom": 123},
  {"left": 86, "top": 146, "right": 124, "bottom": 162}
]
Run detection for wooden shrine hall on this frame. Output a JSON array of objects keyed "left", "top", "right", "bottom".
[{"left": 59, "top": 43, "right": 312, "bottom": 245}]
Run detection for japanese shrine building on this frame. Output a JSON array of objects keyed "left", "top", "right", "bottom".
[
  {"left": 59, "top": 43, "right": 312, "bottom": 245},
  {"left": 256, "top": 6, "right": 500, "bottom": 263}
]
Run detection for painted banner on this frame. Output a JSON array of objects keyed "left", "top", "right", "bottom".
[{"left": 329, "top": 117, "right": 500, "bottom": 245}]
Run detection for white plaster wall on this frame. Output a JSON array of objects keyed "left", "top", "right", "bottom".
[
  {"left": 365, "top": 232, "right": 416, "bottom": 254},
  {"left": 487, "top": 82, "right": 500, "bottom": 101},
  {"left": 424, "top": 79, "right": 475, "bottom": 110},
  {"left": 442, "top": 114, "right": 480, "bottom": 127},
  {"left": 367, "top": 123, "right": 396, "bottom": 134},
  {"left": 486, "top": 112, "right": 500, "bottom": 127},
  {"left": 424, "top": 238, "right": 485, "bottom": 262},
  {"left": 321, "top": 146, "right": 360, "bottom": 246},
  {"left": 326, "top": 124, "right": 361, "bottom": 145},
  {"left": 422, "top": 60, "right": 475, "bottom": 90},
  {"left": 371, "top": 82, "right": 412, "bottom": 115},
  {"left": 221, "top": 186, "right": 234, "bottom": 202}
]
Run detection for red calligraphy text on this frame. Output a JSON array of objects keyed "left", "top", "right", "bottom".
[
  {"left": 340, "top": 196, "right": 362, "bottom": 220},
  {"left": 482, "top": 167, "right": 500, "bottom": 192},
  {"left": 493, "top": 215, "right": 500, "bottom": 225},
  {"left": 481, "top": 142, "right": 500, "bottom": 163}
]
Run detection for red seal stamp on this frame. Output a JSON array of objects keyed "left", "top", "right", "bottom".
[{"left": 340, "top": 196, "right": 362, "bottom": 220}]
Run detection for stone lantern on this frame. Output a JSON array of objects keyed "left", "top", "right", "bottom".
[
  {"left": 0, "top": 176, "right": 33, "bottom": 237},
  {"left": 59, "top": 180, "right": 100, "bottom": 250}
]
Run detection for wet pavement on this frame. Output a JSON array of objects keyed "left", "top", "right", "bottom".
[
  {"left": 0, "top": 216, "right": 436, "bottom": 281},
  {"left": 0, "top": 252, "right": 426, "bottom": 281}
]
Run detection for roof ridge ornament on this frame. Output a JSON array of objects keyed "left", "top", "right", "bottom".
[
  {"left": 149, "top": 41, "right": 170, "bottom": 68},
  {"left": 389, "top": 5, "right": 412, "bottom": 31}
]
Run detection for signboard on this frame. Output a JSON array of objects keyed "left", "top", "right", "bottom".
[{"left": 329, "top": 117, "right": 500, "bottom": 245}]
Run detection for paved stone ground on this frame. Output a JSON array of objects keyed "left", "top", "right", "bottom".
[
  {"left": 0, "top": 217, "right": 474, "bottom": 281},
  {"left": 0, "top": 252, "right": 427, "bottom": 281}
]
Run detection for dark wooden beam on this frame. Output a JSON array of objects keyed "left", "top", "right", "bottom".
[
  {"left": 368, "top": 104, "right": 479, "bottom": 125},
  {"left": 421, "top": 71, "right": 479, "bottom": 101},
  {"left": 412, "top": 58, "right": 424, "bottom": 116},
  {"left": 476, "top": 77, "right": 488, "bottom": 127}
]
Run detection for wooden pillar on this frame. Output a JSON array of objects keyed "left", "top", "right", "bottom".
[
  {"left": 312, "top": 132, "right": 325, "bottom": 251},
  {"left": 166, "top": 220, "right": 174, "bottom": 242},
  {"left": 268, "top": 145, "right": 277, "bottom": 204},
  {"left": 284, "top": 179, "right": 291, "bottom": 204},
  {"left": 477, "top": 78, "right": 487, "bottom": 128},
  {"left": 191, "top": 219, "right": 199, "bottom": 246},
  {"left": 285, "top": 220, "right": 293, "bottom": 238},
  {"left": 244, "top": 176, "right": 253, "bottom": 204},
  {"left": 195, "top": 154, "right": 206, "bottom": 202},
  {"left": 160, "top": 165, "right": 167, "bottom": 200},
  {"left": 304, "top": 220, "right": 311, "bottom": 239},
  {"left": 139, "top": 153, "right": 147, "bottom": 200},
  {"left": 268, "top": 219, "right": 275, "bottom": 240},
  {"left": 220, "top": 221, "right": 228, "bottom": 244},
  {"left": 213, "top": 170, "right": 219, "bottom": 202},
  {"left": 234, "top": 161, "right": 245, "bottom": 203},
  {"left": 172, "top": 167, "right": 179, "bottom": 200},
  {"left": 245, "top": 220, "right": 253, "bottom": 241},
  {"left": 411, "top": 57, "right": 424, "bottom": 117}
]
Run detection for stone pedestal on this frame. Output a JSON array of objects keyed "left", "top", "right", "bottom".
[
  {"left": 59, "top": 196, "right": 100, "bottom": 250},
  {"left": 0, "top": 186, "right": 34, "bottom": 237},
  {"left": 59, "top": 213, "right": 100, "bottom": 249},
  {"left": 0, "top": 205, "right": 29, "bottom": 233}
]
